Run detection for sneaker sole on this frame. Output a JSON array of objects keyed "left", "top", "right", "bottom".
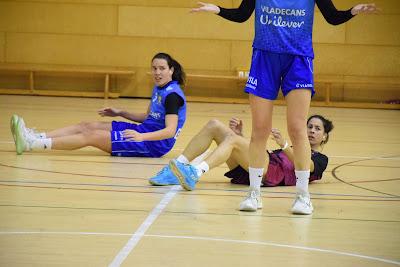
[
  {"left": 169, "top": 160, "right": 193, "bottom": 191},
  {"left": 239, "top": 206, "right": 258, "bottom": 212},
  {"left": 10, "top": 114, "right": 19, "bottom": 143},
  {"left": 148, "top": 179, "right": 178, "bottom": 186},
  {"left": 291, "top": 207, "right": 313, "bottom": 215},
  {"left": 14, "top": 119, "right": 25, "bottom": 155}
]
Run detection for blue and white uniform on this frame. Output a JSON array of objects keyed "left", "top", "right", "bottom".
[
  {"left": 218, "top": 0, "right": 355, "bottom": 100},
  {"left": 111, "top": 81, "right": 186, "bottom": 157},
  {"left": 246, "top": 0, "right": 315, "bottom": 100}
]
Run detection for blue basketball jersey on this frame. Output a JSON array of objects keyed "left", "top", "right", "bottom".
[
  {"left": 254, "top": 0, "right": 315, "bottom": 58},
  {"left": 138, "top": 81, "right": 186, "bottom": 154}
]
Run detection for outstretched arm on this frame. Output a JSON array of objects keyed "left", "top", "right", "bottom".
[
  {"left": 191, "top": 1, "right": 255, "bottom": 23},
  {"left": 97, "top": 105, "right": 149, "bottom": 123},
  {"left": 316, "top": 0, "right": 379, "bottom": 25}
]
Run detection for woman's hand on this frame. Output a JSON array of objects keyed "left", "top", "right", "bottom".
[
  {"left": 270, "top": 128, "right": 286, "bottom": 148},
  {"left": 98, "top": 107, "right": 121, "bottom": 117},
  {"left": 351, "top": 3, "right": 380, "bottom": 15},
  {"left": 190, "top": 2, "right": 220, "bottom": 14},
  {"left": 229, "top": 117, "right": 243, "bottom": 136},
  {"left": 122, "top": 129, "right": 144, "bottom": 141}
]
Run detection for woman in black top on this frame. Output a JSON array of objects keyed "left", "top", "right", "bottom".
[{"left": 150, "top": 114, "right": 334, "bottom": 189}]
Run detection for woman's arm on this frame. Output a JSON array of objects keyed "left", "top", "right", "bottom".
[
  {"left": 191, "top": 1, "right": 255, "bottom": 23},
  {"left": 270, "top": 129, "right": 315, "bottom": 172},
  {"left": 316, "top": 0, "right": 378, "bottom": 25},
  {"left": 98, "top": 104, "right": 149, "bottom": 123},
  {"left": 122, "top": 114, "right": 178, "bottom": 141},
  {"left": 229, "top": 117, "right": 244, "bottom": 136}
]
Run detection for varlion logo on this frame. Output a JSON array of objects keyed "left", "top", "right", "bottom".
[{"left": 296, "top": 83, "right": 313, "bottom": 88}]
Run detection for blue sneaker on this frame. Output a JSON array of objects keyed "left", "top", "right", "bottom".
[
  {"left": 169, "top": 159, "right": 199, "bottom": 191},
  {"left": 149, "top": 165, "right": 179, "bottom": 186}
]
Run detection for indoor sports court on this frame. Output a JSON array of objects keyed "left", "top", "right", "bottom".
[{"left": 0, "top": 1, "right": 399, "bottom": 266}]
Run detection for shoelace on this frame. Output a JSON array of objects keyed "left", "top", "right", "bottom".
[
  {"left": 157, "top": 167, "right": 169, "bottom": 176},
  {"left": 245, "top": 190, "right": 258, "bottom": 201},
  {"left": 296, "top": 194, "right": 312, "bottom": 207}
]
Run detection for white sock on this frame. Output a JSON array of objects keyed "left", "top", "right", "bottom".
[
  {"left": 249, "top": 167, "right": 263, "bottom": 190},
  {"left": 176, "top": 154, "right": 189, "bottom": 164},
  {"left": 38, "top": 132, "right": 46, "bottom": 139},
  {"left": 31, "top": 138, "right": 52, "bottom": 151},
  {"left": 194, "top": 161, "right": 209, "bottom": 177},
  {"left": 295, "top": 170, "right": 310, "bottom": 195}
]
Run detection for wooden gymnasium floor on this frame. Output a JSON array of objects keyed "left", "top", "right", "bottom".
[{"left": 0, "top": 95, "right": 399, "bottom": 267}]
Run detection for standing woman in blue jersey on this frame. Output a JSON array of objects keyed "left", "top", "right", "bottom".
[
  {"left": 11, "top": 52, "right": 187, "bottom": 158},
  {"left": 184, "top": 1, "right": 379, "bottom": 214}
]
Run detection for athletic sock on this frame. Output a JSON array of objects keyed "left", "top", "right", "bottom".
[
  {"left": 295, "top": 170, "right": 310, "bottom": 195},
  {"left": 249, "top": 167, "right": 263, "bottom": 189},
  {"left": 194, "top": 161, "right": 209, "bottom": 177},
  {"left": 31, "top": 138, "right": 52, "bottom": 151},
  {"left": 176, "top": 154, "right": 190, "bottom": 164},
  {"left": 38, "top": 132, "right": 46, "bottom": 139}
]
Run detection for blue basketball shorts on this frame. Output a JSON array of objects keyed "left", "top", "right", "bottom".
[
  {"left": 244, "top": 48, "right": 315, "bottom": 100},
  {"left": 110, "top": 121, "right": 163, "bottom": 157}
]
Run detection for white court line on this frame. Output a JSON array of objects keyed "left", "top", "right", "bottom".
[
  {"left": 108, "top": 185, "right": 180, "bottom": 267},
  {"left": 1, "top": 231, "right": 399, "bottom": 266}
]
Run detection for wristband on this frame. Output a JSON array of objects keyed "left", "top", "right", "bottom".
[{"left": 282, "top": 141, "right": 289, "bottom": 151}]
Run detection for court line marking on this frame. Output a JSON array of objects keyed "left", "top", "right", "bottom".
[
  {"left": 108, "top": 185, "right": 180, "bottom": 267},
  {"left": 0, "top": 231, "right": 398, "bottom": 266},
  {"left": 0, "top": 180, "right": 400, "bottom": 201},
  {"left": 0, "top": 145, "right": 400, "bottom": 160}
]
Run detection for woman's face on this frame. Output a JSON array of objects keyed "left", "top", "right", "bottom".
[
  {"left": 307, "top": 117, "right": 326, "bottom": 146},
  {"left": 151, "top": 58, "right": 173, "bottom": 87}
]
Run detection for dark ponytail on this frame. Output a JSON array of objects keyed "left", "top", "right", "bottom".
[
  {"left": 307, "top": 115, "right": 334, "bottom": 144},
  {"left": 152, "top": 52, "right": 186, "bottom": 86}
]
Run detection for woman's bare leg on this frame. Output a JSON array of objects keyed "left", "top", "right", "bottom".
[
  {"left": 286, "top": 90, "right": 311, "bottom": 170},
  {"left": 182, "top": 119, "right": 236, "bottom": 161},
  {"left": 47, "top": 121, "right": 112, "bottom": 138},
  {"left": 239, "top": 94, "right": 273, "bottom": 211},
  {"left": 204, "top": 133, "right": 249, "bottom": 170},
  {"left": 51, "top": 129, "right": 111, "bottom": 153},
  {"left": 286, "top": 89, "right": 313, "bottom": 214}
]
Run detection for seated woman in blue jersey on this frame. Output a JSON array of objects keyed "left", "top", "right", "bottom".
[
  {"left": 10, "top": 52, "right": 187, "bottom": 158},
  {"left": 149, "top": 115, "right": 333, "bottom": 189}
]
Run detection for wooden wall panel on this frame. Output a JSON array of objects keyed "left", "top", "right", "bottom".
[
  {"left": 346, "top": 15, "right": 400, "bottom": 45},
  {"left": 0, "top": 2, "right": 117, "bottom": 35},
  {"left": 6, "top": 33, "right": 231, "bottom": 70},
  {"left": 332, "top": 0, "right": 400, "bottom": 15},
  {"left": 314, "top": 44, "right": 400, "bottom": 76},
  {"left": 0, "top": 32, "right": 4, "bottom": 62},
  {"left": 313, "top": 13, "right": 346, "bottom": 44},
  {"left": 10, "top": 0, "right": 233, "bottom": 8},
  {"left": 119, "top": 6, "right": 253, "bottom": 41},
  {"left": 0, "top": 0, "right": 398, "bottom": 102},
  {"left": 231, "top": 41, "right": 252, "bottom": 71}
]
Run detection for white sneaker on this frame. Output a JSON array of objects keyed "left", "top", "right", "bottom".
[
  {"left": 19, "top": 117, "right": 41, "bottom": 139},
  {"left": 239, "top": 188, "right": 263, "bottom": 211},
  {"left": 291, "top": 193, "right": 314, "bottom": 215},
  {"left": 15, "top": 119, "right": 37, "bottom": 155}
]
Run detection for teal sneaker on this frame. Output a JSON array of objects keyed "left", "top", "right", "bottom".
[
  {"left": 149, "top": 165, "right": 179, "bottom": 186},
  {"left": 169, "top": 159, "right": 199, "bottom": 191},
  {"left": 10, "top": 114, "right": 19, "bottom": 143}
]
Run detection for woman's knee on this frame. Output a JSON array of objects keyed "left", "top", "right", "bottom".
[
  {"left": 83, "top": 129, "right": 110, "bottom": 145},
  {"left": 287, "top": 120, "right": 307, "bottom": 141},
  {"left": 204, "top": 119, "right": 228, "bottom": 136},
  {"left": 78, "top": 121, "right": 99, "bottom": 132}
]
